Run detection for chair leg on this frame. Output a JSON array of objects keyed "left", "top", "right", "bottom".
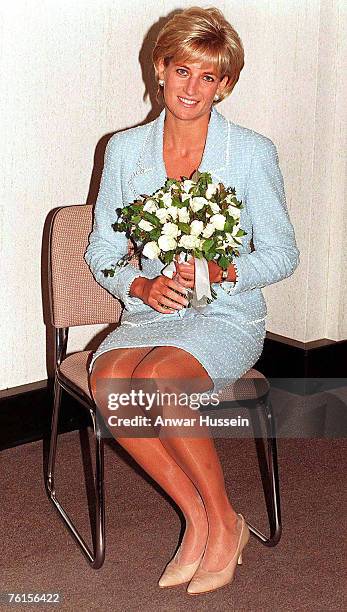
[
  {"left": 245, "top": 396, "right": 282, "bottom": 547},
  {"left": 45, "top": 375, "right": 106, "bottom": 568}
]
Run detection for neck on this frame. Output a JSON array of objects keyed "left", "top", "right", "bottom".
[{"left": 163, "top": 107, "right": 212, "bottom": 155}]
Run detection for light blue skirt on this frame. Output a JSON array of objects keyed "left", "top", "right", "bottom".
[{"left": 88, "top": 306, "right": 266, "bottom": 396}]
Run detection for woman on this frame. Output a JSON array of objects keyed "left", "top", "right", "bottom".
[{"left": 85, "top": 6, "right": 299, "bottom": 595}]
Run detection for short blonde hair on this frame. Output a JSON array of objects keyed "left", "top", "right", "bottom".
[{"left": 152, "top": 6, "right": 244, "bottom": 104}]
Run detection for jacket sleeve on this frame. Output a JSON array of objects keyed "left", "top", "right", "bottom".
[
  {"left": 222, "top": 137, "right": 300, "bottom": 295},
  {"left": 84, "top": 134, "right": 148, "bottom": 311}
]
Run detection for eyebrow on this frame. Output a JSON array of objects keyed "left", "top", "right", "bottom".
[{"left": 176, "top": 64, "right": 217, "bottom": 75}]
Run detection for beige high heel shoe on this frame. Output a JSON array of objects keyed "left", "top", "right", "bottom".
[
  {"left": 158, "top": 543, "right": 206, "bottom": 588},
  {"left": 186, "top": 513, "right": 250, "bottom": 595}
]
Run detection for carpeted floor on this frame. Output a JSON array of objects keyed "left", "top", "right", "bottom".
[{"left": 1, "top": 431, "right": 346, "bottom": 611}]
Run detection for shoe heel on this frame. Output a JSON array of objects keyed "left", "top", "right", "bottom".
[{"left": 237, "top": 553, "right": 242, "bottom": 565}]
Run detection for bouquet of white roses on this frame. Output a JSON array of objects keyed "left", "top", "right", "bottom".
[{"left": 102, "top": 170, "right": 246, "bottom": 307}]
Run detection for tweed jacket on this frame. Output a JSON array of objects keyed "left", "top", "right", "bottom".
[{"left": 84, "top": 105, "right": 300, "bottom": 326}]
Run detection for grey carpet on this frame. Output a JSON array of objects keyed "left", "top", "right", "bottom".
[{"left": 1, "top": 432, "right": 346, "bottom": 611}]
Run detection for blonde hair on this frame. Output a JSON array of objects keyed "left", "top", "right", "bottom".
[{"left": 152, "top": 6, "right": 244, "bottom": 104}]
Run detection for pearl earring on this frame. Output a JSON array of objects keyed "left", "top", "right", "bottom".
[
  {"left": 159, "top": 79, "right": 164, "bottom": 86},
  {"left": 214, "top": 93, "right": 220, "bottom": 101}
]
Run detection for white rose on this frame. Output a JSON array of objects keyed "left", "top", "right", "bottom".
[
  {"left": 227, "top": 205, "right": 241, "bottom": 219},
  {"left": 143, "top": 241, "right": 160, "bottom": 259},
  {"left": 156, "top": 208, "right": 169, "bottom": 223},
  {"left": 158, "top": 235, "right": 177, "bottom": 251},
  {"left": 143, "top": 199, "right": 158, "bottom": 213},
  {"left": 138, "top": 219, "right": 155, "bottom": 231},
  {"left": 162, "top": 222, "right": 180, "bottom": 238},
  {"left": 181, "top": 193, "right": 191, "bottom": 203},
  {"left": 162, "top": 193, "right": 173, "bottom": 207},
  {"left": 191, "top": 196, "right": 208, "bottom": 212},
  {"left": 178, "top": 234, "right": 200, "bottom": 249},
  {"left": 210, "top": 213, "right": 226, "bottom": 231},
  {"left": 209, "top": 201, "right": 220, "bottom": 214},
  {"left": 202, "top": 223, "right": 216, "bottom": 238},
  {"left": 205, "top": 183, "right": 218, "bottom": 200},
  {"left": 182, "top": 180, "right": 195, "bottom": 193},
  {"left": 166, "top": 206, "right": 178, "bottom": 220},
  {"left": 178, "top": 207, "right": 190, "bottom": 222},
  {"left": 190, "top": 220, "right": 204, "bottom": 236}
]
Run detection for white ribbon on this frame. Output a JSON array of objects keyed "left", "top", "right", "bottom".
[{"left": 161, "top": 252, "right": 212, "bottom": 310}]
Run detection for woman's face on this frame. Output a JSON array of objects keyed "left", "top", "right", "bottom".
[{"left": 157, "top": 57, "right": 229, "bottom": 121}]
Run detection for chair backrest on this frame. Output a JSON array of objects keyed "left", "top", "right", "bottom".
[{"left": 48, "top": 204, "right": 139, "bottom": 327}]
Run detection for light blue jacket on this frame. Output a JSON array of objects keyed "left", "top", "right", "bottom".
[{"left": 84, "top": 105, "right": 300, "bottom": 326}]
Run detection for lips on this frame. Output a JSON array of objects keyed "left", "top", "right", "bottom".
[{"left": 178, "top": 96, "right": 199, "bottom": 107}]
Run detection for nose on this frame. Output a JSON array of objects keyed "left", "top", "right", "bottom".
[{"left": 184, "top": 76, "right": 199, "bottom": 98}]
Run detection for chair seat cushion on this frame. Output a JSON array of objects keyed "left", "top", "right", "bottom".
[
  {"left": 58, "top": 351, "right": 269, "bottom": 403},
  {"left": 59, "top": 351, "right": 93, "bottom": 399},
  {"left": 218, "top": 369, "right": 269, "bottom": 402}
]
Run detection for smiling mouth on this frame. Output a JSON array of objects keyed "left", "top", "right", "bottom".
[{"left": 177, "top": 96, "right": 199, "bottom": 106}]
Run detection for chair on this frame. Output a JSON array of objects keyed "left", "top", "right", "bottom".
[{"left": 45, "top": 204, "right": 282, "bottom": 569}]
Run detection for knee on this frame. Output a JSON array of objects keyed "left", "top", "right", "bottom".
[
  {"left": 131, "top": 362, "right": 177, "bottom": 397},
  {"left": 131, "top": 360, "right": 163, "bottom": 381},
  {"left": 89, "top": 360, "right": 132, "bottom": 405}
]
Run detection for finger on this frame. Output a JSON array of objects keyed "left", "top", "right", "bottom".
[
  {"left": 163, "top": 285, "right": 190, "bottom": 307},
  {"left": 177, "top": 270, "right": 194, "bottom": 280},
  {"left": 176, "top": 264, "right": 194, "bottom": 276},
  {"left": 178, "top": 270, "right": 194, "bottom": 280},
  {"left": 151, "top": 287, "right": 179, "bottom": 312},
  {"left": 151, "top": 299, "right": 176, "bottom": 314},
  {"left": 175, "top": 275, "right": 193, "bottom": 288},
  {"left": 157, "top": 292, "right": 188, "bottom": 310},
  {"left": 169, "top": 275, "right": 189, "bottom": 292}
]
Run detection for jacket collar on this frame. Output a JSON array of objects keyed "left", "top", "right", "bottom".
[{"left": 131, "top": 105, "right": 230, "bottom": 195}]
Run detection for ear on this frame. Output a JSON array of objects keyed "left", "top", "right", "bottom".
[
  {"left": 217, "top": 74, "right": 229, "bottom": 96},
  {"left": 157, "top": 58, "right": 166, "bottom": 80}
]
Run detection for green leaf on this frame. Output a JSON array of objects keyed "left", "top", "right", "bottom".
[
  {"left": 178, "top": 222, "right": 191, "bottom": 234},
  {"left": 150, "top": 229, "right": 161, "bottom": 240},
  {"left": 202, "top": 238, "right": 214, "bottom": 252},
  {"left": 224, "top": 220, "right": 233, "bottom": 232},
  {"left": 204, "top": 251, "right": 215, "bottom": 262},
  {"left": 163, "top": 251, "right": 174, "bottom": 264},
  {"left": 218, "top": 255, "right": 229, "bottom": 269},
  {"left": 143, "top": 211, "right": 160, "bottom": 227},
  {"left": 171, "top": 195, "right": 181, "bottom": 207}
]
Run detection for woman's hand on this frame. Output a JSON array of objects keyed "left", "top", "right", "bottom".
[
  {"left": 173, "top": 254, "right": 195, "bottom": 289},
  {"left": 136, "top": 275, "right": 190, "bottom": 313},
  {"left": 174, "top": 254, "right": 223, "bottom": 285}
]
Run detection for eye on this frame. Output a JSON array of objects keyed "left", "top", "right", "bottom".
[{"left": 175, "top": 68, "right": 215, "bottom": 82}]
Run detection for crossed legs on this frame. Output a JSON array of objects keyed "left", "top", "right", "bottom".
[{"left": 90, "top": 346, "right": 240, "bottom": 572}]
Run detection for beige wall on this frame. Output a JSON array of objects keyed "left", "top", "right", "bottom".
[{"left": 1, "top": 0, "right": 345, "bottom": 389}]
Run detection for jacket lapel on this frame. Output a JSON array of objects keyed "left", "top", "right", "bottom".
[{"left": 130, "top": 105, "right": 230, "bottom": 197}]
